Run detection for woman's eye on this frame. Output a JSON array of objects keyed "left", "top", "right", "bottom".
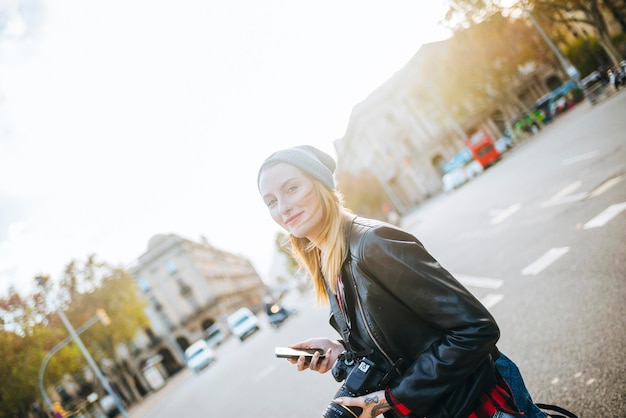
[
  {"left": 266, "top": 199, "right": 276, "bottom": 208},
  {"left": 287, "top": 185, "right": 297, "bottom": 194}
]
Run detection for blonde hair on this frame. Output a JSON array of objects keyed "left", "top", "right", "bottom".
[{"left": 285, "top": 181, "right": 350, "bottom": 303}]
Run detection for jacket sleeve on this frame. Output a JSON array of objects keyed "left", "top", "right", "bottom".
[{"left": 356, "top": 225, "right": 500, "bottom": 416}]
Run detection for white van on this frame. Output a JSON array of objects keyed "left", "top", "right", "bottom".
[
  {"left": 227, "top": 307, "right": 260, "bottom": 341},
  {"left": 205, "top": 325, "right": 226, "bottom": 348},
  {"left": 184, "top": 339, "right": 215, "bottom": 372}
]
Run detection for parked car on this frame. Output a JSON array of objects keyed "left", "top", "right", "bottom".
[
  {"left": 184, "top": 339, "right": 216, "bottom": 372},
  {"left": 581, "top": 70, "right": 606, "bottom": 104},
  {"left": 99, "top": 395, "right": 121, "bottom": 418},
  {"left": 442, "top": 167, "right": 470, "bottom": 192},
  {"left": 265, "top": 302, "right": 296, "bottom": 328},
  {"left": 494, "top": 136, "right": 514, "bottom": 154},
  {"left": 204, "top": 325, "right": 226, "bottom": 348},
  {"left": 227, "top": 307, "right": 260, "bottom": 341},
  {"left": 533, "top": 80, "right": 583, "bottom": 118}
]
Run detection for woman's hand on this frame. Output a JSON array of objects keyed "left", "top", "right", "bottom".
[
  {"left": 333, "top": 389, "right": 391, "bottom": 418},
  {"left": 287, "top": 338, "right": 344, "bottom": 374}
]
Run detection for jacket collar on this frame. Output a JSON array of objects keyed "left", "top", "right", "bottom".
[{"left": 342, "top": 213, "right": 358, "bottom": 265}]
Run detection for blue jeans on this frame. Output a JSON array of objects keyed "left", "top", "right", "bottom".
[
  {"left": 493, "top": 412, "right": 519, "bottom": 418},
  {"left": 495, "top": 353, "right": 546, "bottom": 418}
]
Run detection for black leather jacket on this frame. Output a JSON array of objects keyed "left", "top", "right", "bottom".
[{"left": 329, "top": 217, "right": 500, "bottom": 418}]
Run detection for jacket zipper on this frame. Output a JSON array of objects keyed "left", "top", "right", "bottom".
[{"left": 350, "top": 272, "right": 396, "bottom": 370}]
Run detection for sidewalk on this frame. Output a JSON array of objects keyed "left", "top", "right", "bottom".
[{"left": 127, "top": 368, "right": 193, "bottom": 418}]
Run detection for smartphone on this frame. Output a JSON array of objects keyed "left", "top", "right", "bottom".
[{"left": 275, "top": 347, "right": 326, "bottom": 359}]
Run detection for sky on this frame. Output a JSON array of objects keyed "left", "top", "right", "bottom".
[{"left": 0, "top": 0, "right": 451, "bottom": 296}]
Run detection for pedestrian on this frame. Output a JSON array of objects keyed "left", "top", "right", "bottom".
[
  {"left": 608, "top": 69, "right": 617, "bottom": 92},
  {"left": 257, "top": 145, "right": 545, "bottom": 418},
  {"left": 616, "top": 64, "right": 625, "bottom": 90},
  {"left": 52, "top": 401, "right": 66, "bottom": 418}
]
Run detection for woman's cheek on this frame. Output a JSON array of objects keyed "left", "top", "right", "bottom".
[{"left": 270, "top": 209, "right": 285, "bottom": 228}]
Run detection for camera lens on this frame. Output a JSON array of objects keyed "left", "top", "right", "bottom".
[{"left": 322, "top": 386, "right": 363, "bottom": 418}]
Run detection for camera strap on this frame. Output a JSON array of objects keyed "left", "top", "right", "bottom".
[
  {"left": 325, "top": 276, "right": 374, "bottom": 362},
  {"left": 325, "top": 276, "right": 354, "bottom": 353}
]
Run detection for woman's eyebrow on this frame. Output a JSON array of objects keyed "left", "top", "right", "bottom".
[{"left": 261, "top": 176, "right": 299, "bottom": 200}]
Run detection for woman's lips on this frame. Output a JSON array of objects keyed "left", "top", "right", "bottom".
[{"left": 285, "top": 213, "right": 302, "bottom": 226}]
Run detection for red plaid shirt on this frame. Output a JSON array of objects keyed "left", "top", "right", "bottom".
[{"left": 385, "top": 374, "right": 522, "bottom": 418}]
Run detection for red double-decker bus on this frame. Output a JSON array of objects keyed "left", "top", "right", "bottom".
[{"left": 464, "top": 128, "right": 500, "bottom": 168}]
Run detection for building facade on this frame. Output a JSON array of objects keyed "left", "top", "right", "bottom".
[
  {"left": 128, "top": 233, "right": 267, "bottom": 378},
  {"left": 335, "top": 39, "right": 563, "bottom": 216}
]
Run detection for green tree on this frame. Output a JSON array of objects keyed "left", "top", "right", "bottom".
[
  {"left": 427, "top": 11, "right": 551, "bottom": 129},
  {"left": 445, "top": 0, "right": 625, "bottom": 66},
  {"left": 532, "top": 0, "right": 624, "bottom": 66},
  {"left": 59, "top": 255, "right": 149, "bottom": 403},
  {"left": 564, "top": 35, "right": 610, "bottom": 74},
  {"left": 603, "top": 0, "right": 626, "bottom": 32},
  {"left": 0, "top": 256, "right": 149, "bottom": 416},
  {"left": 0, "top": 285, "right": 82, "bottom": 417},
  {"left": 337, "top": 170, "right": 389, "bottom": 219}
]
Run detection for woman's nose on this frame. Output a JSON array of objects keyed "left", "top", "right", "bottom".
[{"left": 278, "top": 199, "right": 291, "bottom": 215}]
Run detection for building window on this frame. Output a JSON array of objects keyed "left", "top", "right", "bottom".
[
  {"left": 145, "top": 327, "right": 157, "bottom": 342},
  {"left": 164, "top": 260, "right": 177, "bottom": 275},
  {"left": 177, "top": 278, "right": 193, "bottom": 297},
  {"left": 149, "top": 297, "right": 163, "bottom": 311},
  {"left": 137, "top": 277, "right": 151, "bottom": 293}
]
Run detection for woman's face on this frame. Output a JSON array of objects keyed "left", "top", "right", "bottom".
[{"left": 259, "top": 162, "right": 324, "bottom": 241}]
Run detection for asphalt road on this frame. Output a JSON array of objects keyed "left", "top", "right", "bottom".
[{"left": 130, "top": 91, "right": 626, "bottom": 418}]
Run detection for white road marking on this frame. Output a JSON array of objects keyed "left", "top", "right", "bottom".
[
  {"left": 541, "top": 192, "right": 587, "bottom": 207},
  {"left": 491, "top": 203, "right": 521, "bottom": 224},
  {"left": 551, "top": 181, "right": 582, "bottom": 201},
  {"left": 561, "top": 151, "right": 598, "bottom": 165},
  {"left": 456, "top": 275, "right": 503, "bottom": 289},
  {"left": 586, "top": 175, "right": 624, "bottom": 199},
  {"left": 522, "top": 247, "right": 570, "bottom": 275},
  {"left": 583, "top": 202, "right": 626, "bottom": 229},
  {"left": 253, "top": 364, "right": 276, "bottom": 382},
  {"left": 480, "top": 294, "right": 504, "bottom": 309},
  {"left": 542, "top": 181, "right": 585, "bottom": 207},
  {"left": 455, "top": 275, "right": 504, "bottom": 309}
]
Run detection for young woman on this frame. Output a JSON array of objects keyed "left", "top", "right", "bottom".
[{"left": 257, "top": 145, "right": 529, "bottom": 418}]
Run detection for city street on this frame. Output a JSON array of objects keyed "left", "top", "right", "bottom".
[{"left": 129, "top": 91, "right": 626, "bottom": 418}]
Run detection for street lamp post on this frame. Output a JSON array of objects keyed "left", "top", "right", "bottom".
[
  {"left": 522, "top": 6, "right": 581, "bottom": 83},
  {"left": 36, "top": 277, "right": 128, "bottom": 418},
  {"left": 39, "top": 315, "right": 101, "bottom": 412}
]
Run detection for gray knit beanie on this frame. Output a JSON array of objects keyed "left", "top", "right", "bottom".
[{"left": 258, "top": 145, "right": 336, "bottom": 191}]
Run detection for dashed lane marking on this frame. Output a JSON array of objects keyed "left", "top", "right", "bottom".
[
  {"left": 541, "top": 181, "right": 586, "bottom": 207},
  {"left": 480, "top": 294, "right": 504, "bottom": 309},
  {"left": 455, "top": 275, "right": 504, "bottom": 309},
  {"left": 583, "top": 202, "right": 626, "bottom": 229},
  {"left": 561, "top": 150, "right": 598, "bottom": 166},
  {"left": 542, "top": 175, "right": 623, "bottom": 207},
  {"left": 456, "top": 275, "right": 503, "bottom": 289},
  {"left": 551, "top": 374, "right": 598, "bottom": 386},
  {"left": 522, "top": 247, "right": 570, "bottom": 275},
  {"left": 490, "top": 203, "right": 521, "bottom": 224},
  {"left": 253, "top": 364, "right": 276, "bottom": 382},
  {"left": 541, "top": 193, "right": 586, "bottom": 207},
  {"left": 551, "top": 181, "right": 582, "bottom": 201},
  {"left": 586, "top": 174, "right": 623, "bottom": 199}
]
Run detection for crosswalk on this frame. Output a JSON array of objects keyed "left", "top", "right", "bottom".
[
  {"left": 458, "top": 165, "right": 624, "bottom": 310},
  {"left": 521, "top": 247, "right": 570, "bottom": 276},
  {"left": 583, "top": 202, "right": 626, "bottom": 229},
  {"left": 455, "top": 275, "right": 504, "bottom": 309}
]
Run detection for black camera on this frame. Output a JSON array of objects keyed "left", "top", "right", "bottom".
[{"left": 322, "top": 352, "right": 384, "bottom": 418}]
